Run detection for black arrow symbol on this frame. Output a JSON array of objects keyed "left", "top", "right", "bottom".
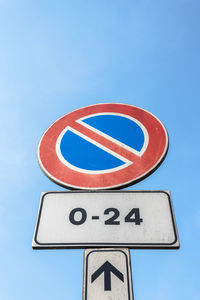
[{"left": 91, "top": 261, "right": 124, "bottom": 291}]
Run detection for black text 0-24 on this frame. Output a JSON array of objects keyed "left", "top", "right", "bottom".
[{"left": 69, "top": 208, "right": 143, "bottom": 225}]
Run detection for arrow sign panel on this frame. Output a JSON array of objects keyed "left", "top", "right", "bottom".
[{"left": 83, "top": 249, "right": 133, "bottom": 300}]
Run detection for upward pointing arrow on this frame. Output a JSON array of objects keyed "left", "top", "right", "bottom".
[{"left": 91, "top": 261, "right": 124, "bottom": 291}]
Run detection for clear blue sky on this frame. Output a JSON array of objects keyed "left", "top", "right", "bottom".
[{"left": 0, "top": 1, "right": 199, "bottom": 299}]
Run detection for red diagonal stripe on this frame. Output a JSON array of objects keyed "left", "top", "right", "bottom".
[{"left": 71, "top": 121, "right": 140, "bottom": 163}]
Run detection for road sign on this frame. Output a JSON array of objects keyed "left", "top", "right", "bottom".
[
  {"left": 32, "top": 191, "right": 179, "bottom": 249},
  {"left": 37, "top": 103, "right": 168, "bottom": 190},
  {"left": 83, "top": 248, "right": 134, "bottom": 300}
]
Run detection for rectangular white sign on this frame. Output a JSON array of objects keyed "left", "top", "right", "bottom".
[
  {"left": 82, "top": 248, "right": 134, "bottom": 300},
  {"left": 32, "top": 191, "right": 179, "bottom": 249}
]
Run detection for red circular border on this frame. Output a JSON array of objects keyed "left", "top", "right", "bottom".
[{"left": 38, "top": 103, "right": 168, "bottom": 189}]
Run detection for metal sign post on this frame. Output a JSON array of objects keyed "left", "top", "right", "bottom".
[{"left": 33, "top": 103, "right": 180, "bottom": 299}]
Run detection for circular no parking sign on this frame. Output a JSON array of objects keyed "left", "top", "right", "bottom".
[{"left": 38, "top": 103, "right": 168, "bottom": 190}]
